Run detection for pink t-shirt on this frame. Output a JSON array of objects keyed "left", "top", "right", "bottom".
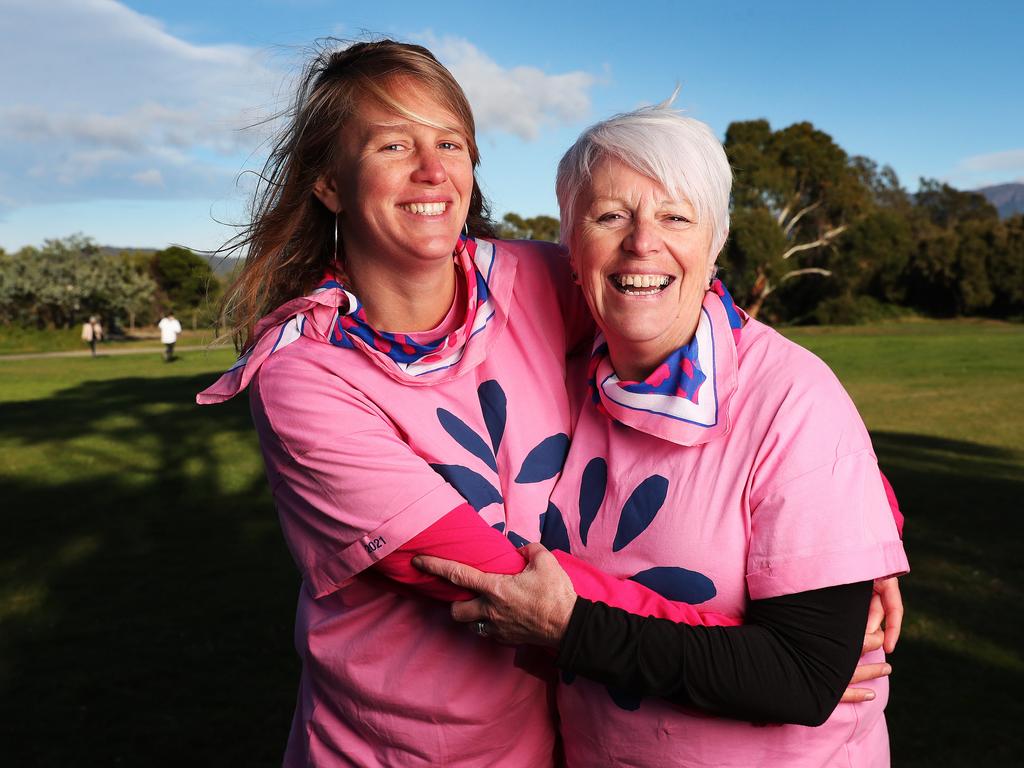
[
  {"left": 200, "top": 239, "right": 587, "bottom": 767},
  {"left": 550, "top": 288, "right": 909, "bottom": 767}
]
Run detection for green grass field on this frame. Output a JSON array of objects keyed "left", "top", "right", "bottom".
[
  {"left": 784, "top": 321, "right": 1024, "bottom": 766},
  {"left": 0, "top": 325, "right": 216, "bottom": 354},
  {"left": 2, "top": 321, "right": 1022, "bottom": 766}
]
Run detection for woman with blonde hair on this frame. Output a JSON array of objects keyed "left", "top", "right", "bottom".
[{"left": 199, "top": 40, "right": 751, "bottom": 766}]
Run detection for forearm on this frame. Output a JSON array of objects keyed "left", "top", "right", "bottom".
[
  {"left": 556, "top": 581, "right": 873, "bottom": 726},
  {"left": 552, "top": 551, "right": 738, "bottom": 627},
  {"left": 372, "top": 503, "right": 527, "bottom": 601},
  {"left": 377, "top": 505, "right": 737, "bottom": 628}
]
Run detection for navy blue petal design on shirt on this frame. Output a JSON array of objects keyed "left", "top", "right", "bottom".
[
  {"left": 607, "top": 686, "right": 643, "bottom": 711},
  {"left": 515, "top": 433, "right": 570, "bottom": 483},
  {"left": 578, "top": 457, "right": 607, "bottom": 546},
  {"left": 437, "top": 408, "right": 497, "bottom": 472},
  {"left": 612, "top": 475, "right": 669, "bottom": 552},
  {"left": 628, "top": 566, "right": 717, "bottom": 604},
  {"left": 539, "top": 501, "right": 571, "bottom": 553},
  {"left": 507, "top": 530, "right": 530, "bottom": 548},
  {"left": 477, "top": 380, "right": 507, "bottom": 456},
  {"left": 429, "top": 464, "right": 503, "bottom": 511},
  {"left": 492, "top": 521, "right": 505, "bottom": 533}
]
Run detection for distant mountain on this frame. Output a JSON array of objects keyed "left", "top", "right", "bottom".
[
  {"left": 204, "top": 254, "right": 244, "bottom": 278},
  {"left": 98, "top": 245, "right": 241, "bottom": 278},
  {"left": 98, "top": 245, "right": 157, "bottom": 258},
  {"left": 977, "top": 183, "right": 1024, "bottom": 219}
]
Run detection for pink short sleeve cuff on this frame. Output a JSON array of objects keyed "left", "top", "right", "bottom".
[
  {"left": 746, "top": 539, "right": 909, "bottom": 601},
  {"left": 305, "top": 482, "right": 469, "bottom": 598}
]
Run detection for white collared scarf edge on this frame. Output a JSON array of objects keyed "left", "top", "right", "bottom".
[
  {"left": 587, "top": 280, "right": 743, "bottom": 447},
  {"left": 196, "top": 237, "right": 501, "bottom": 404}
]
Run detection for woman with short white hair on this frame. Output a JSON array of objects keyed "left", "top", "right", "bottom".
[{"left": 418, "top": 102, "right": 908, "bottom": 767}]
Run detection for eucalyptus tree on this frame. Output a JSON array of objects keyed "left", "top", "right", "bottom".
[
  {"left": 722, "top": 120, "right": 871, "bottom": 318},
  {"left": 496, "top": 213, "right": 560, "bottom": 243}
]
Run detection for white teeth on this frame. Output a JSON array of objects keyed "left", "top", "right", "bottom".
[
  {"left": 613, "top": 274, "right": 671, "bottom": 291},
  {"left": 402, "top": 202, "right": 447, "bottom": 215}
]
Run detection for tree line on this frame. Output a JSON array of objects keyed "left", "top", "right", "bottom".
[
  {"left": 0, "top": 236, "right": 222, "bottom": 332},
  {"left": 3, "top": 118, "right": 1021, "bottom": 331},
  {"left": 499, "top": 120, "right": 1024, "bottom": 324}
]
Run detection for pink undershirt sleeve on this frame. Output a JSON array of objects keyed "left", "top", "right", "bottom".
[
  {"left": 373, "top": 502, "right": 739, "bottom": 626},
  {"left": 374, "top": 468, "right": 901, "bottom": 615},
  {"left": 371, "top": 503, "right": 528, "bottom": 601},
  {"left": 879, "top": 470, "right": 905, "bottom": 538}
]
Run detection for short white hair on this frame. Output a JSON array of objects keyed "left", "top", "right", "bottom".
[{"left": 555, "top": 100, "right": 732, "bottom": 264}]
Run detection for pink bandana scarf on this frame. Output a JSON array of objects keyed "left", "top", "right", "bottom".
[
  {"left": 587, "top": 280, "right": 744, "bottom": 447},
  {"left": 197, "top": 237, "right": 505, "bottom": 404}
]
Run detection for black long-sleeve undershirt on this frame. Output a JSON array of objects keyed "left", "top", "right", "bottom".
[{"left": 555, "top": 580, "right": 873, "bottom": 727}]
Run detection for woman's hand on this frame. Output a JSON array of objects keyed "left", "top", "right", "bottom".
[
  {"left": 839, "top": 576, "right": 903, "bottom": 703},
  {"left": 414, "top": 543, "right": 577, "bottom": 648},
  {"left": 867, "top": 576, "right": 903, "bottom": 653}
]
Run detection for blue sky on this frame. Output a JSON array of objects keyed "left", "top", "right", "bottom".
[{"left": 2, "top": 0, "right": 1022, "bottom": 252}]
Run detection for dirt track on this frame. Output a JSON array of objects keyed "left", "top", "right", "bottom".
[{"left": 0, "top": 345, "right": 215, "bottom": 361}]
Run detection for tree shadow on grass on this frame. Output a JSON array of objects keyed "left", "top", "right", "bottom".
[
  {"left": 2, "top": 384, "right": 1020, "bottom": 766},
  {"left": 872, "top": 431, "right": 1024, "bottom": 765},
  {"left": 1, "top": 374, "right": 298, "bottom": 766}
]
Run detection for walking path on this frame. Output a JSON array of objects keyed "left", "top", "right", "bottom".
[{"left": 0, "top": 344, "right": 218, "bottom": 361}]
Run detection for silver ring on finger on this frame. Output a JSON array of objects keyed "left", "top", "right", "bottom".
[{"left": 475, "top": 620, "right": 489, "bottom": 638}]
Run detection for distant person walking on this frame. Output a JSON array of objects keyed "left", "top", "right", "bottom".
[
  {"left": 81, "top": 316, "right": 103, "bottom": 357},
  {"left": 159, "top": 312, "right": 182, "bottom": 362}
]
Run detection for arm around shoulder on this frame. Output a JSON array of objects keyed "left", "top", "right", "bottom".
[{"left": 745, "top": 347, "right": 908, "bottom": 600}]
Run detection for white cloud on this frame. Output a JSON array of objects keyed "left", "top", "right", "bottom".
[
  {"left": 0, "top": 5, "right": 599, "bottom": 216},
  {"left": 956, "top": 149, "right": 1024, "bottom": 174},
  {"left": 54, "top": 149, "right": 128, "bottom": 186},
  {"left": 947, "top": 148, "right": 1024, "bottom": 189},
  {"left": 0, "top": 0, "right": 282, "bottom": 208},
  {"left": 132, "top": 169, "right": 165, "bottom": 187},
  {"left": 424, "top": 35, "right": 597, "bottom": 140}
]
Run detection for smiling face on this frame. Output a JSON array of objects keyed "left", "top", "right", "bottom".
[
  {"left": 571, "top": 156, "right": 715, "bottom": 381},
  {"left": 316, "top": 77, "right": 474, "bottom": 281}
]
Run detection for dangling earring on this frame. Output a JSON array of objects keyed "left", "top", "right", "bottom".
[
  {"left": 707, "top": 263, "right": 718, "bottom": 288},
  {"left": 570, "top": 268, "right": 580, "bottom": 285},
  {"left": 333, "top": 212, "right": 340, "bottom": 268},
  {"left": 455, "top": 220, "right": 470, "bottom": 256}
]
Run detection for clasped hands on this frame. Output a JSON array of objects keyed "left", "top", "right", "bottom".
[
  {"left": 414, "top": 543, "right": 903, "bottom": 703},
  {"left": 416, "top": 543, "right": 576, "bottom": 648}
]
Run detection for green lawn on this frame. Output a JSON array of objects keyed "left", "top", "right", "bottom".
[
  {"left": 0, "top": 325, "right": 217, "bottom": 354},
  {"left": 0, "top": 325, "right": 86, "bottom": 353},
  {"left": 783, "top": 321, "right": 1024, "bottom": 766},
  {"left": 1, "top": 321, "right": 1022, "bottom": 766},
  {"left": 0, "top": 349, "right": 296, "bottom": 766}
]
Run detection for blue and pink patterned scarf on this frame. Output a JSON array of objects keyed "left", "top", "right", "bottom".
[
  {"left": 197, "top": 236, "right": 502, "bottom": 404},
  {"left": 586, "top": 279, "right": 744, "bottom": 446}
]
